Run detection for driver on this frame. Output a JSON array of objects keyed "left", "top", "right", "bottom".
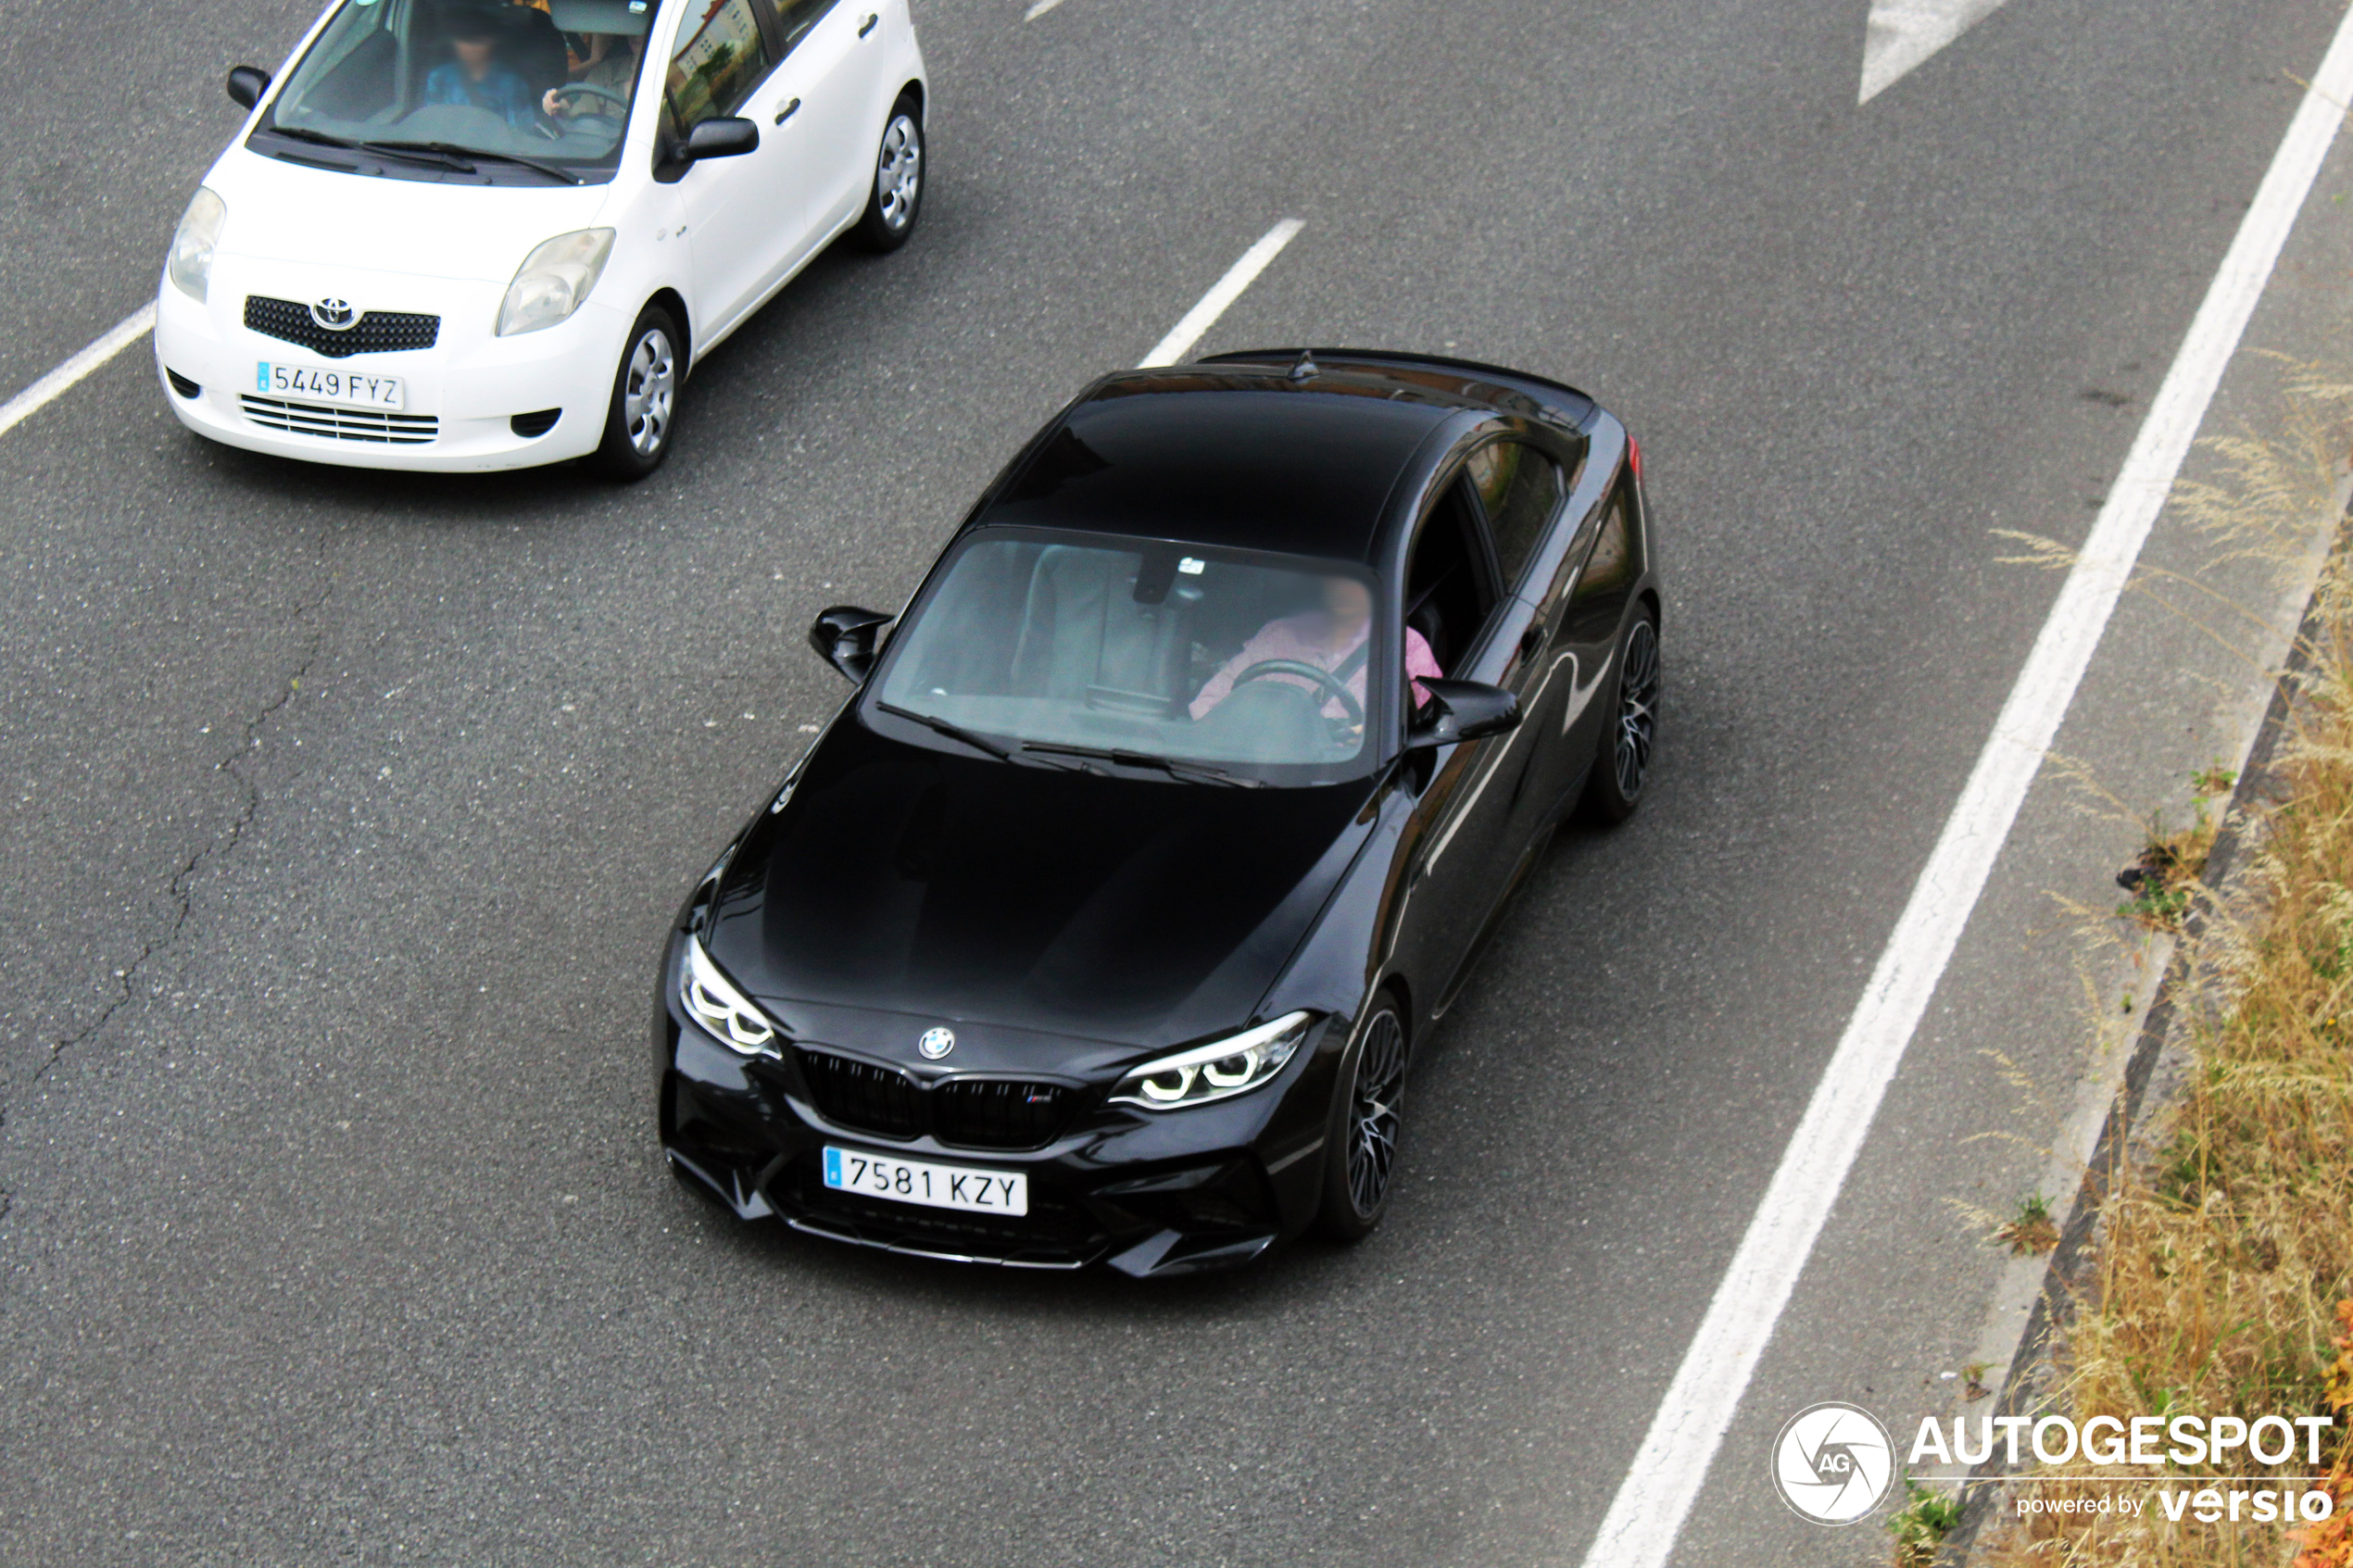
[
  {"left": 542, "top": 30, "right": 642, "bottom": 119},
  {"left": 423, "top": 9, "right": 540, "bottom": 128},
  {"left": 1189, "top": 576, "right": 1441, "bottom": 721}
]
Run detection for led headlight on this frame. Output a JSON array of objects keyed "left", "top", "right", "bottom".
[
  {"left": 1110, "top": 1011, "right": 1313, "bottom": 1110},
  {"left": 497, "top": 228, "right": 614, "bottom": 336},
  {"left": 680, "top": 937, "right": 779, "bottom": 1058},
  {"left": 167, "top": 188, "right": 226, "bottom": 303}
]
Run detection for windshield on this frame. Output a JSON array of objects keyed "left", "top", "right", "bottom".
[
  {"left": 872, "top": 530, "right": 1394, "bottom": 786},
  {"left": 255, "top": 0, "right": 661, "bottom": 183}
]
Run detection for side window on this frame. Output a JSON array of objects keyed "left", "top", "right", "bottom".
[
  {"left": 770, "top": 0, "right": 841, "bottom": 55},
  {"left": 1403, "top": 477, "right": 1502, "bottom": 698},
  {"left": 1573, "top": 497, "right": 1633, "bottom": 603},
  {"left": 1465, "top": 441, "right": 1564, "bottom": 592},
  {"left": 666, "top": 0, "right": 774, "bottom": 126}
]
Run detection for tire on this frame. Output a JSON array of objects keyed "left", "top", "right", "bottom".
[
  {"left": 593, "top": 306, "right": 682, "bottom": 482},
  {"left": 850, "top": 95, "right": 925, "bottom": 253},
  {"left": 1577, "top": 606, "right": 1659, "bottom": 825},
  {"left": 1315, "top": 998, "right": 1409, "bottom": 1242}
]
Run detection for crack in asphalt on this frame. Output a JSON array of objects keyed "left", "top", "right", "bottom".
[{"left": 0, "top": 539, "right": 338, "bottom": 1228}]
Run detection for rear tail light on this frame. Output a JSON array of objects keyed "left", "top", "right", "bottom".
[{"left": 1627, "top": 433, "right": 1643, "bottom": 483}]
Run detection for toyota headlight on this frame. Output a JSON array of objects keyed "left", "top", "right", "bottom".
[
  {"left": 1110, "top": 1012, "right": 1313, "bottom": 1110},
  {"left": 497, "top": 228, "right": 614, "bottom": 336},
  {"left": 167, "top": 188, "right": 226, "bottom": 303},
  {"left": 680, "top": 937, "right": 779, "bottom": 1058}
]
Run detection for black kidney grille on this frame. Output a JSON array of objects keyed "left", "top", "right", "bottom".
[
  {"left": 794, "top": 1052, "right": 1078, "bottom": 1149},
  {"left": 245, "top": 295, "right": 441, "bottom": 358},
  {"left": 797, "top": 1050, "right": 923, "bottom": 1138},
  {"left": 932, "top": 1079, "right": 1076, "bottom": 1150}
]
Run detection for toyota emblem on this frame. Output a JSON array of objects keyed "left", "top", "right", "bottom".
[
  {"left": 309, "top": 296, "right": 358, "bottom": 331},
  {"left": 918, "top": 1027, "right": 955, "bottom": 1060}
]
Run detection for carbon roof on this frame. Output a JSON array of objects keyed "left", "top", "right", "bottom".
[{"left": 967, "top": 366, "right": 1483, "bottom": 563}]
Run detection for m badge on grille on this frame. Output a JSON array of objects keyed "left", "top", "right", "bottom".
[
  {"left": 918, "top": 1027, "right": 955, "bottom": 1060},
  {"left": 309, "top": 296, "right": 357, "bottom": 331}
]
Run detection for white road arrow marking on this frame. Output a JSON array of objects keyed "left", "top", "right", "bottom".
[{"left": 1860, "top": 0, "right": 2016, "bottom": 104}]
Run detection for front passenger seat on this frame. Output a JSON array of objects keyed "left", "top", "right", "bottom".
[{"left": 1010, "top": 547, "right": 1190, "bottom": 715}]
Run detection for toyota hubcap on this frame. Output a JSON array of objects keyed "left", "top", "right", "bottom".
[
  {"left": 623, "top": 328, "right": 675, "bottom": 458},
  {"left": 875, "top": 114, "right": 923, "bottom": 230}
]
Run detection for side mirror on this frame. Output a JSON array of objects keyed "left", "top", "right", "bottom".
[
  {"left": 809, "top": 605, "right": 893, "bottom": 684},
  {"left": 682, "top": 117, "right": 760, "bottom": 162},
  {"left": 1404, "top": 678, "right": 1521, "bottom": 751},
  {"left": 227, "top": 65, "right": 271, "bottom": 110}
]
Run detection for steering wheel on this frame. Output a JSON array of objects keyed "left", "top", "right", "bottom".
[
  {"left": 1229, "top": 659, "right": 1365, "bottom": 730},
  {"left": 548, "top": 82, "right": 628, "bottom": 114}
]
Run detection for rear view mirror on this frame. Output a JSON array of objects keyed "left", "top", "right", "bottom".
[
  {"left": 1404, "top": 678, "right": 1521, "bottom": 750},
  {"left": 682, "top": 117, "right": 760, "bottom": 162},
  {"left": 226, "top": 66, "right": 271, "bottom": 110},
  {"left": 810, "top": 605, "right": 894, "bottom": 684}
]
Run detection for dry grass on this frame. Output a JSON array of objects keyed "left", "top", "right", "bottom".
[{"left": 1975, "top": 368, "right": 2353, "bottom": 1567}]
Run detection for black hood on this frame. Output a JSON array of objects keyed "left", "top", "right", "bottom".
[{"left": 704, "top": 717, "right": 1376, "bottom": 1057}]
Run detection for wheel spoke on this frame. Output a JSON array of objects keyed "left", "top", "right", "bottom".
[{"left": 1344, "top": 1011, "right": 1405, "bottom": 1216}]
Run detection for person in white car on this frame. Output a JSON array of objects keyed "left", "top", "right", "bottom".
[
  {"left": 543, "top": 25, "right": 643, "bottom": 119},
  {"left": 424, "top": 10, "right": 542, "bottom": 130}
]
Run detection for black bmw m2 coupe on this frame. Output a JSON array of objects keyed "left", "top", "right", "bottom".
[{"left": 656, "top": 349, "right": 1659, "bottom": 1276}]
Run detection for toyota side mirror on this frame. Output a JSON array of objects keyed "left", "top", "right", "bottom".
[
  {"left": 1404, "top": 678, "right": 1521, "bottom": 750},
  {"left": 810, "top": 605, "right": 893, "bottom": 684},
  {"left": 682, "top": 117, "right": 760, "bottom": 162},
  {"left": 227, "top": 65, "right": 271, "bottom": 110}
]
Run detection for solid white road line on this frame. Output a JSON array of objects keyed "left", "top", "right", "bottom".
[
  {"left": 1577, "top": 9, "right": 2353, "bottom": 1567},
  {"left": 1860, "top": 0, "right": 2015, "bottom": 104},
  {"left": 0, "top": 304, "right": 157, "bottom": 444},
  {"left": 1138, "top": 220, "right": 1304, "bottom": 368},
  {"left": 1024, "top": 0, "right": 1070, "bottom": 18}
]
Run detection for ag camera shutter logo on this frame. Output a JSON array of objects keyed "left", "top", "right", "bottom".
[{"left": 1771, "top": 1401, "right": 1896, "bottom": 1524}]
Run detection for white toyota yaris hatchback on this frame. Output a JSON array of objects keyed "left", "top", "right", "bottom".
[{"left": 156, "top": 0, "right": 926, "bottom": 478}]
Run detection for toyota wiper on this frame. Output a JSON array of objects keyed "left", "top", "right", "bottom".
[
  {"left": 875, "top": 702, "right": 1015, "bottom": 762},
  {"left": 263, "top": 125, "right": 361, "bottom": 150},
  {"left": 1016, "top": 741, "right": 1262, "bottom": 787},
  {"left": 354, "top": 139, "right": 480, "bottom": 172},
  {"left": 367, "top": 141, "right": 581, "bottom": 183}
]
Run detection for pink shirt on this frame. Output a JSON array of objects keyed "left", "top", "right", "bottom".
[{"left": 1189, "top": 613, "right": 1442, "bottom": 721}]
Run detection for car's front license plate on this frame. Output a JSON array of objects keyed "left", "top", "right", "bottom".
[
  {"left": 255, "top": 361, "right": 405, "bottom": 410},
  {"left": 823, "top": 1146, "right": 1027, "bottom": 1216}
]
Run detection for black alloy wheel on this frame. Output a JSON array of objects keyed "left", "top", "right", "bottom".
[
  {"left": 1316, "top": 1001, "right": 1408, "bottom": 1241},
  {"left": 1579, "top": 607, "right": 1659, "bottom": 824},
  {"left": 593, "top": 305, "right": 683, "bottom": 481},
  {"left": 851, "top": 94, "right": 925, "bottom": 253}
]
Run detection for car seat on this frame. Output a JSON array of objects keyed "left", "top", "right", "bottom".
[
  {"left": 1011, "top": 547, "right": 1192, "bottom": 717},
  {"left": 498, "top": 4, "right": 571, "bottom": 100}
]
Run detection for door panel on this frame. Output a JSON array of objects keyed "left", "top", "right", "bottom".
[
  {"left": 787, "top": 1, "right": 891, "bottom": 236},
  {"left": 1394, "top": 476, "right": 1522, "bottom": 1004},
  {"left": 667, "top": 0, "right": 793, "bottom": 331}
]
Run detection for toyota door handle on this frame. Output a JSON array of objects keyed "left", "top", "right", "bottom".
[
  {"left": 774, "top": 97, "right": 800, "bottom": 124},
  {"left": 858, "top": 12, "right": 878, "bottom": 36}
]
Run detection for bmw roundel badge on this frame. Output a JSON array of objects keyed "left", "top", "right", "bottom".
[{"left": 918, "top": 1027, "right": 955, "bottom": 1060}]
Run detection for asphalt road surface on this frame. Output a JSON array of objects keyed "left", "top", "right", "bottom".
[{"left": 3, "top": 1, "right": 2347, "bottom": 1563}]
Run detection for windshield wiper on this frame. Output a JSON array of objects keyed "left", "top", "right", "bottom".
[
  {"left": 875, "top": 702, "right": 1015, "bottom": 762},
  {"left": 367, "top": 141, "right": 583, "bottom": 184},
  {"left": 353, "top": 139, "right": 478, "bottom": 172},
  {"left": 267, "top": 130, "right": 475, "bottom": 173},
  {"left": 262, "top": 125, "right": 361, "bottom": 150},
  {"left": 1016, "top": 741, "right": 1263, "bottom": 787}
]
